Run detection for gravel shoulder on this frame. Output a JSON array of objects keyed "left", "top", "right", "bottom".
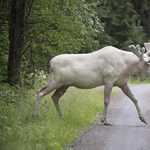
[{"left": 68, "top": 84, "right": 150, "bottom": 150}]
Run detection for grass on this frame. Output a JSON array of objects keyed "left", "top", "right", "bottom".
[
  {"left": 129, "top": 75, "right": 150, "bottom": 84},
  {"left": 1, "top": 74, "right": 149, "bottom": 150},
  {"left": 0, "top": 78, "right": 117, "bottom": 150}
]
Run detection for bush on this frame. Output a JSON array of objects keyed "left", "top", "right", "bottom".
[{"left": 0, "top": 77, "right": 116, "bottom": 150}]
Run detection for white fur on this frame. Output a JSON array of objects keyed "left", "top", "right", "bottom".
[{"left": 34, "top": 43, "right": 150, "bottom": 125}]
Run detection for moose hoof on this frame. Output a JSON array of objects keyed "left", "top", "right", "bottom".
[
  {"left": 101, "top": 118, "right": 112, "bottom": 126},
  {"left": 139, "top": 116, "right": 147, "bottom": 124},
  {"left": 59, "top": 113, "right": 64, "bottom": 119}
]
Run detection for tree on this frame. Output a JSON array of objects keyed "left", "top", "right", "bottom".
[
  {"left": 2, "top": 0, "right": 149, "bottom": 86},
  {"left": 7, "top": 0, "right": 26, "bottom": 85},
  {"left": 0, "top": 0, "right": 9, "bottom": 82},
  {"left": 131, "top": 0, "right": 150, "bottom": 40},
  {"left": 21, "top": 0, "right": 102, "bottom": 87},
  {"left": 95, "top": 0, "right": 146, "bottom": 49},
  {"left": 1, "top": 0, "right": 102, "bottom": 86},
  {"left": 7, "top": 0, "right": 35, "bottom": 86}
]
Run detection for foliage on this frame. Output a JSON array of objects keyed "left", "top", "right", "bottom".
[
  {"left": 122, "top": 20, "right": 146, "bottom": 49},
  {"left": 0, "top": 2, "right": 9, "bottom": 82},
  {"left": 0, "top": 0, "right": 150, "bottom": 85},
  {"left": 129, "top": 74, "right": 150, "bottom": 84},
  {"left": 0, "top": 76, "right": 117, "bottom": 150},
  {"left": 95, "top": 0, "right": 146, "bottom": 50},
  {"left": 131, "top": 0, "right": 150, "bottom": 40},
  {"left": 22, "top": 0, "right": 102, "bottom": 87}
]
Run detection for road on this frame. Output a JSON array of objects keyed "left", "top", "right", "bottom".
[{"left": 70, "top": 84, "right": 150, "bottom": 150}]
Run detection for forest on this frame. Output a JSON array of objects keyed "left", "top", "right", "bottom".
[
  {"left": 1, "top": 0, "right": 150, "bottom": 149},
  {"left": 0, "top": 0, "right": 150, "bottom": 87}
]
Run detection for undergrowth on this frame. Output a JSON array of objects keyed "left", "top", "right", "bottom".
[
  {"left": 0, "top": 76, "right": 116, "bottom": 150},
  {"left": 129, "top": 74, "right": 150, "bottom": 84}
]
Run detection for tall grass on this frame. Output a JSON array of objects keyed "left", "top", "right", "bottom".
[{"left": 0, "top": 77, "right": 116, "bottom": 150}]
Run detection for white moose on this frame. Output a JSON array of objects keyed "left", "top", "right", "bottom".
[{"left": 34, "top": 42, "right": 150, "bottom": 125}]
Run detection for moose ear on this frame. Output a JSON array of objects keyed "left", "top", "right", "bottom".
[{"left": 143, "top": 54, "right": 149, "bottom": 62}]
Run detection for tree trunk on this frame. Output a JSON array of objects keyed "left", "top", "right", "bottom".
[{"left": 7, "top": 0, "right": 26, "bottom": 86}]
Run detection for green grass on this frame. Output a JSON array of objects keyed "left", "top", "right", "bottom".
[
  {"left": 0, "top": 79, "right": 116, "bottom": 150},
  {"left": 129, "top": 75, "right": 150, "bottom": 84}
]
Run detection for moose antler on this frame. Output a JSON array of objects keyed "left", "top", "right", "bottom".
[
  {"left": 129, "top": 44, "right": 145, "bottom": 60},
  {"left": 143, "top": 42, "right": 150, "bottom": 62},
  {"left": 144, "top": 42, "right": 150, "bottom": 51}
]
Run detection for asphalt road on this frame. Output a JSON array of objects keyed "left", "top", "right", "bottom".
[{"left": 71, "top": 84, "right": 150, "bottom": 150}]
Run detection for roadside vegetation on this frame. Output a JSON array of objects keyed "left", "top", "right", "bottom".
[
  {"left": 1, "top": 0, "right": 150, "bottom": 149},
  {"left": 1, "top": 73, "right": 149, "bottom": 149},
  {"left": 129, "top": 75, "right": 150, "bottom": 84},
  {"left": 0, "top": 75, "right": 117, "bottom": 150}
]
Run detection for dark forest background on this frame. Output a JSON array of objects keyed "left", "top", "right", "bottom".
[{"left": 0, "top": 0, "right": 150, "bottom": 87}]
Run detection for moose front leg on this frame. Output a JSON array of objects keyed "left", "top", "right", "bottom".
[
  {"left": 120, "top": 83, "right": 147, "bottom": 124},
  {"left": 101, "top": 83, "right": 113, "bottom": 126}
]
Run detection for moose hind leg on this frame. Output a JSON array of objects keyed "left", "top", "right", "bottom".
[
  {"left": 51, "top": 86, "right": 69, "bottom": 118},
  {"left": 34, "top": 85, "right": 56, "bottom": 115}
]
